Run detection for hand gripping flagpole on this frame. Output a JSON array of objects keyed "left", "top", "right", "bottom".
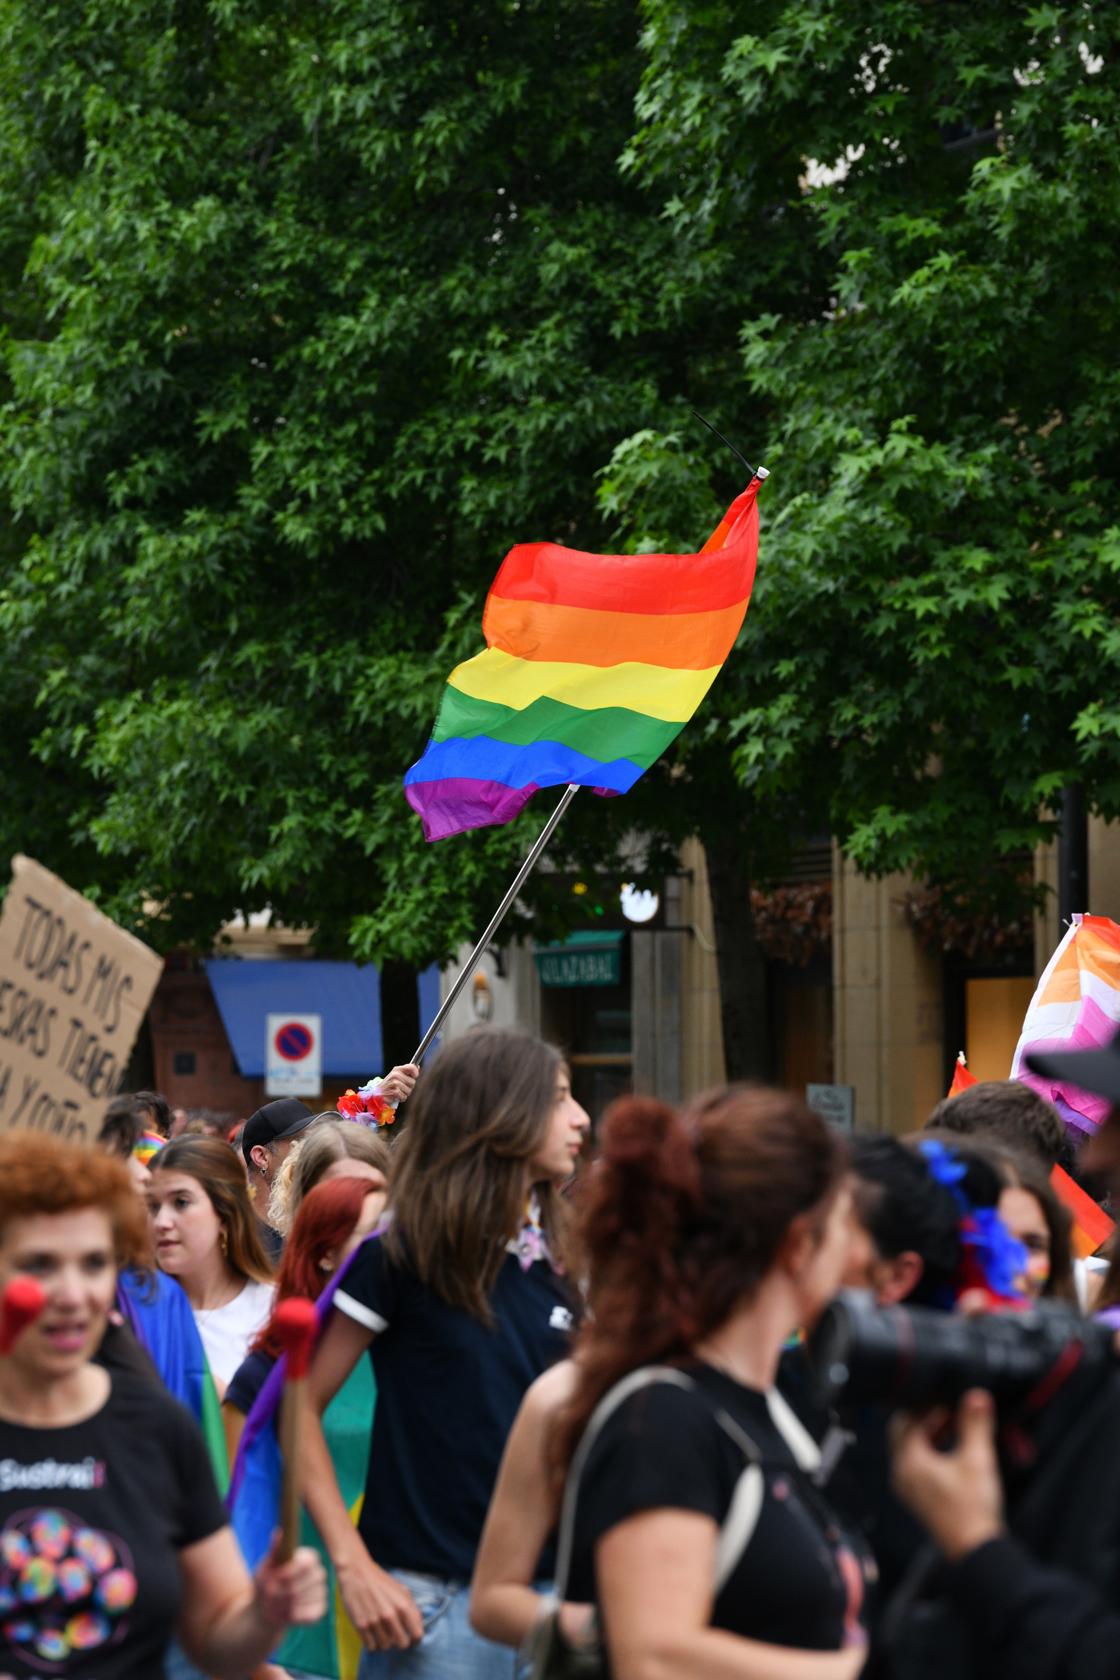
[{"left": 411, "top": 784, "right": 580, "bottom": 1065}]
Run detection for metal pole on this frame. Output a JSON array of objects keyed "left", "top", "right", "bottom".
[
  {"left": 411, "top": 784, "right": 580, "bottom": 1064},
  {"left": 1058, "top": 781, "right": 1088, "bottom": 926}
]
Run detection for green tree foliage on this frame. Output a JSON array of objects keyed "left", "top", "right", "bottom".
[
  {"left": 0, "top": 0, "right": 698, "bottom": 960},
  {"left": 2, "top": 1, "right": 1119, "bottom": 1077},
  {"left": 620, "top": 0, "right": 1120, "bottom": 900}
]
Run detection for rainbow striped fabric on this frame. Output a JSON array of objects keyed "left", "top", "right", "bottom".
[
  {"left": 405, "top": 482, "right": 762, "bottom": 840},
  {"left": 1012, "top": 913, "right": 1120, "bottom": 1136}
]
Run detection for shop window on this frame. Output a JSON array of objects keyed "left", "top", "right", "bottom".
[
  {"left": 772, "top": 956, "right": 834, "bottom": 1090},
  {"left": 537, "top": 933, "right": 632, "bottom": 1121},
  {"left": 963, "top": 975, "right": 1036, "bottom": 1081}
]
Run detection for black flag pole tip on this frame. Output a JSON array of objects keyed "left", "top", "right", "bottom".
[{"left": 689, "top": 409, "right": 767, "bottom": 481}]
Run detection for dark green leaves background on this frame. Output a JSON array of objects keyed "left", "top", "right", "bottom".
[{"left": 1, "top": 1, "right": 1118, "bottom": 969}]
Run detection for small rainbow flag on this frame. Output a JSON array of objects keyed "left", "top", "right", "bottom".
[{"left": 404, "top": 482, "right": 762, "bottom": 841}]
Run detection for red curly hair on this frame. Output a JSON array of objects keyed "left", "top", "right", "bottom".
[
  {"left": 0, "top": 1133, "right": 151, "bottom": 1268},
  {"left": 254, "top": 1176, "right": 376, "bottom": 1360},
  {"left": 557, "top": 1085, "right": 846, "bottom": 1473}
]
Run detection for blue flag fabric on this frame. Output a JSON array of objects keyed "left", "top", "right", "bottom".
[{"left": 117, "top": 1268, "right": 210, "bottom": 1415}]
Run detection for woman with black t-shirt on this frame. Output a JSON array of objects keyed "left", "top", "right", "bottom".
[
  {"left": 0, "top": 1133, "right": 325, "bottom": 1680},
  {"left": 553, "top": 1088, "right": 873, "bottom": 1680},
  {"left": 299, "top": 1027, "right": 589, "bottom": 1680}
]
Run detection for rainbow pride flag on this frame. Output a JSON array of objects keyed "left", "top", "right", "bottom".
[
  {"left": 405, "top": 481, "right": 762, "bottom": 840},
  {"left": 117, "top": 1268, "right": 229, "bottom": 1489}
]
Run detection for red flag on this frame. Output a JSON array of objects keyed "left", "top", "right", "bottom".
[
  {"left": 1051, "top": 1164, "right": 1115, "bottom": 1259},
  {"left": 947, "top": 1054, "right": 978, "bottom": 1099}
]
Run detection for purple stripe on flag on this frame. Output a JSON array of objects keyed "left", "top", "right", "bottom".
[
  {"left": 1052, "top": 1093, "right": 1100, "bottom": 1136},
  {"left": 404, "top": 777, "right": 539, "bottom": 842},
  {"left": 405, "top": 776, "right": 621, "bottom": 843}
]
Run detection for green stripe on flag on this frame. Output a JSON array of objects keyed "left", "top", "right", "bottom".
[
  {"left": 199, "top": 1365, "right": 230, "bottom": 1496},
  {"left": 433, "top": 686, "right": 679, "bottom": 767}
]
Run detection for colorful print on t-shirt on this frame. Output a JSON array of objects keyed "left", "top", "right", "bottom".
[
  {"left": 0, "top": 1506, "right": 138, "bottom": 1669},
  {"left": 0, "top": 1374, "right": 228, "bottom": 1678}
]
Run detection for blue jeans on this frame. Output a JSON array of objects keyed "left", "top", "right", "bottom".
[
  {"left": 164, "top": 1640, "right": 208, "bottom": 1680},
  {"left": 358, "top": 1570, "right": 523, "bottom": 1680}
]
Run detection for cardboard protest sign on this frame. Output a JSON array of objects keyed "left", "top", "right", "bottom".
[{"left": 0, "top": 856, "right": 164, "bottom": 1142}]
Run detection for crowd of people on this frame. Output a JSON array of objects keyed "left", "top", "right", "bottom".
[{"left": 2, "top": 1023, "right": 1120, "bottom": 1680}]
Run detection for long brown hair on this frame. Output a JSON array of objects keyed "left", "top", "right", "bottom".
[
  {"left": 152, "top": 1136, "right": 273, "bottom": 1284},
  {"left": 384, "top": 1027, "right": 565, "bottom": 1321},
  {"left": 558, "top": 1085, "right": 845, "bottom": 1468},
  {"left": 1003, "top": 1153, "right": 1075, "bottom": 1303}
]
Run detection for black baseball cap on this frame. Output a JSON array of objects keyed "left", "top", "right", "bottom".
[
  {"left": 1025, "top": 1025, "right": 1120, "bottom": 1108},
  {"left": 242, "top": 1097, "right": 315, "bottom": 1163}
]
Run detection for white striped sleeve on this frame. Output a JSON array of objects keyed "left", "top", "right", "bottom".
[{"left": 334, "top": 1290, "right": 388, "bottom": 1334}]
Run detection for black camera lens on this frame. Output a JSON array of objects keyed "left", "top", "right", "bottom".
[{"left": 808, "top": 1289, "right": 1115, "bottom": 1411}]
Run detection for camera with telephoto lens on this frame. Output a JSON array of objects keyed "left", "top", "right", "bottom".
[{"left": 807, "top": 1288, "right": 1119, "bottom": 1411}]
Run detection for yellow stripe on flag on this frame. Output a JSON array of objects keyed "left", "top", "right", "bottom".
[{"left": 448, "top": 646, "right": 721, "bottom": 724}]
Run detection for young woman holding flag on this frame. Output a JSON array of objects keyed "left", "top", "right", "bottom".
[{"left": 298, "top": 1026, "right": 589, "bottom": 1680}]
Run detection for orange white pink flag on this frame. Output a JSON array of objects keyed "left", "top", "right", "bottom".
[{"left": 1011, "top": 914, "right": 1120, "bottom": 1138}]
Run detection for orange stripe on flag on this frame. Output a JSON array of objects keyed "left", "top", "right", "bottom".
[
  {"left": 482, "top": 595, "right": 749, "bottom": 671},
  {"left": 1038, "top": 941, "right": 1086, "bottom": 1006}
]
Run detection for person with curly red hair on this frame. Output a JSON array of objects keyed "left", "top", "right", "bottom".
[{"left": 0, "top": 1131, "right": 325, "bottom": 1679}]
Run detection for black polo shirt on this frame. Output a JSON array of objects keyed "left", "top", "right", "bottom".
[{"left": 335, "top": 1232, "right": 574, "bottom": 1580}]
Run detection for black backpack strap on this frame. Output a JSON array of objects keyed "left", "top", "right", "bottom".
[{"left": 553, "top": 1367, "right": 769, "bottom": 1602}]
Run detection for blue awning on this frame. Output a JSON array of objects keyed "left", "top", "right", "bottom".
[{"left": 204, "top": 959, "right": 383, "bottom": 1077}]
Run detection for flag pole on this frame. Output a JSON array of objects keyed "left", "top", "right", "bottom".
[
  {"left": 411, "top": 784, "right": 581, "bottom": 1064},
  {"left": 690, "top": 410, "right": 758, "bottom": 480}
]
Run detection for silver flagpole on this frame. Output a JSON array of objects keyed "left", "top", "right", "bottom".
[{"left": 411, "top": 783, "right": 580, "bottom": 1065}]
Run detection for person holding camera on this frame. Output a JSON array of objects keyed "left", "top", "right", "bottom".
[
  {"left": 779, "top": 1132, "right": 1020, "bottom": 1612},
  {"left": 890, "top": 1368, "right": 1120, "bottom": 1680},
  {"left": 879, "top": 1029, "right": 1120, "bottom": 1680}
]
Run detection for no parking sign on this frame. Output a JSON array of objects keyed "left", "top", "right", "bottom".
[{"left": 265, "top": 1012, "right": 322, "bottom": 1098}]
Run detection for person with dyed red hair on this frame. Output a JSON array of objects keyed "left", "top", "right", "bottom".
[
  {"left": 0, "top": 1132, "right": 324, "bottom": 1679},
  {"left": 223, "top": 1175, "right": 385, "bottom": 1452},
  {"left": 224, "top": 1176, "right": 385, "bottom": 1680}
]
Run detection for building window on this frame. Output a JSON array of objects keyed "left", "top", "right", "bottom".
[{"left": 173, "top": 1051, "right": 196, "bottom": 1077}]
